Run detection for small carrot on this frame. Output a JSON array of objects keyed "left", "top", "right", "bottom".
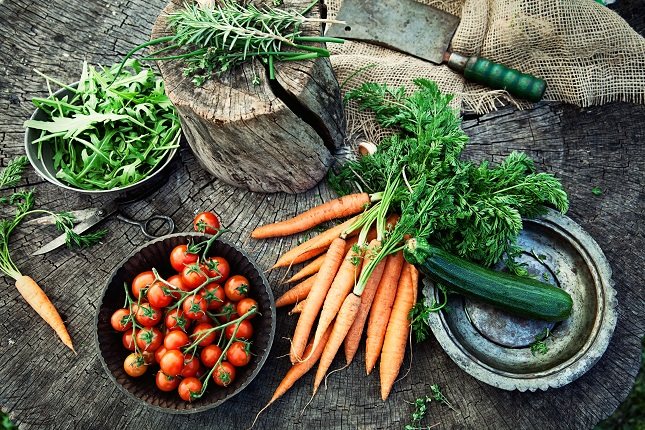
[
  {"left": 380, "top": 263, "right": 416, "bottom": 400},
  {"left": 272, "top": 216, "right": 359, "bottom": 269},
  {"left": 343, "top": 239, "right": 387, "bottom": 365},
  {"left": 365, "top": 251, "right": 404, "bottom": 375},
  {"left": 15, "top": 275, "right": 74, "bottom": 352},
  {"left": 250, "top": 326, "right": 333, "bottom": 428},
  {"left": 284, "top": 236, "right": 360, "bottom": 284},
  {"left": 289, "top": 299, "right": 307, "bottom": 315},
  {"left": 275, "top": 275, "right": 316, "bottom": 308},
  {"left": 311, "top": 244, "right": 363, "bottom": 350},
  {"left": 290, "top": 237, "right": 346, "bottom": 363},
  {"left": 313, "top": 292, "right": 361, "bottom": 395},
  {"left": 251, "top": 193, "right": 374, "bottom": 239}
]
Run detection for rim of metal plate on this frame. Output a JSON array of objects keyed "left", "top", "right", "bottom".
[{"left": 423, "top": 209, "right": 617, "bottom": 392}]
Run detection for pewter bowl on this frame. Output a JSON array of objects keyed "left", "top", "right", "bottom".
[{"left": 424, "top": 209, "right": 616, "bottom": 391}]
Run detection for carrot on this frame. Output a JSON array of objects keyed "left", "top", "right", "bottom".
[
  {"left": 289, "top": 299, "right": 307, "bottom": 315},
  {"left": 275, "top": 275, "right": 316, "bottom": 308},
  {"left": 365, "top": 250, "right": 404, "bottom": 375},
  {"left": 250, "top": 326, "right": 333, "bottom": 428},
  {"left": 313, "top": 292, "right": 361, "bottom": 395},
  {"left": 284, "top": 235, "right": 360, "bottom": 284},
  {"left": 271, "top": 216, "right": 359, "bottom": 269},
  {"left": 380, "top": 263, "right": 416, "bottom": 400},
  {"left": 311, "top": 243, "right": 363, "bottom": 350},
  {"left": 343, "top": 239, "right": 387, "bottom": 365},
  {"left": 251, "top": 193, "right": 372, "bottom": 239},
  {"left": 15, "top": 275, "right": 74, "bottom": 352},
  {"left": 290, "top": 237, "right": 346, "bottom": 363}
]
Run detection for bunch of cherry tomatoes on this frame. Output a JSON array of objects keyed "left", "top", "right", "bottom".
[{"left": 109, "top": 212, "right": 259, "bottom": 402}]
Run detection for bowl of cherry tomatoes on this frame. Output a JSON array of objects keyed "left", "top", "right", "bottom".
[{"left": 94, "top": 232, "right": 276, "bottom": 413}]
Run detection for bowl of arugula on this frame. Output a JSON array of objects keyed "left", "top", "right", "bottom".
[{"left": 24, "top": 60, "right": 181, "bottom": 196}]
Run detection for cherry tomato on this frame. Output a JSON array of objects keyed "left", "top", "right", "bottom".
[
  {"left": 169, "top": 244, "right": 199, "bottom": 272},
  {"left": 135, "top": 303, "right": 163, "bottom": 327},
  {"left": 110, "top": 308, "right": 132, "bottom": 331},
  {"left": 201, "top": 283, "right": 225, "bottom": 311},
  {"left": 131, "top": 270, "right": 155, "bottom": 300},
  {"left": 159, "top": 349, "right": 184, "bottom": 377},
  {"left": 225, "top": 320, "right": 253, "bottom": 340},
  {"left": 236, "top": 298, "right": 258, "bottom": 318},
  {"left": 135, "top": 327, "right": 163, "bottom": 352},
  {"left": 193, "top": 312, "right": 213, "bottom": 324},
  {"left": 224, "top": 275, "right": 250, "bottom": 301},
  {"left": 147, "top": 281, "right": 174, "bottom": 309},
  {"left": 192, "top": 322, "right": 217, "bottom": 347},
  {"left": 178, "top": 377, "right": 202, "bottom": 402},
  {"left": 124, "top": 353, "right": 147, "bottom": 377},
  {"left": 156, "top": 371, "right": 180, "bottom": 392},
  {"left": 213, "top": 362, "right": 236, "bottom": 387},
  {"left": 165, "top": 309, "right": 191, "bottom": 332},
  {"left": 122, "top": 329, "right": 136, "bottom": 351},
  {"left": 226, "top": 341, "right": 252, "bottom": 367},
  {"left": 164, "top": 329, "right": 190, "bottom": 350},
  {"left": 218, "top": 301, "right": 239, "bottom": 323},
  {"left": 181, "top": 354, "right": 201, "bottom": 378},
  {"left": 203, "top": 256, "right": 230, "bottom": 282},
  {"left": 181, "top": 264, "right": 208, "bottom": 290},
  {"left": 155, "top": 345, "right": 168, "bottom": 364},
  {"left": 193, "top": 211, "right": 221, "bottom": 235},
  {"left": 183, "top": 295, "right": 207, "bottom": 320},
  {"left": 200, "top": 345, "right": 223, "bottom": 368},
  {"left": 167, "top": 274, "right": 186, "bottom": 299}
]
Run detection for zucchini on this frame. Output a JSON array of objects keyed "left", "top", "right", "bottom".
[{"left": 404, "top": 237, "right": 573, "bottom": 321}]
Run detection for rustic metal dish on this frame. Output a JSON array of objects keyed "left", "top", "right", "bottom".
[
  {"left": 24, "top": 82, "right": 178, "bottom": 200},
  {"left": 423, "top": 209, "right": 616, "bottom": 391},
  {"left": 94, "top": 233, "right": 276, "bottom": 413}
]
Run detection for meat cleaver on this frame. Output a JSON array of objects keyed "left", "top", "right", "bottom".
[{"left": 326, "top": 0, "right": 546, "bottom": 102}]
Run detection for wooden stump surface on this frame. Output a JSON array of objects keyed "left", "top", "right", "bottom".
[{"left": 0, "top": 0, "right": 643, "bottom": 429}]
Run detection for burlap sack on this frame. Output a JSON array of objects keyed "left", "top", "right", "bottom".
[{"left": 326, "top": 0, "right": 645, "bottom": 142}]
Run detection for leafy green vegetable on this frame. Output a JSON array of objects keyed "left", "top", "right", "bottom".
[
  {"left": 0, "top": 158, "right": 105, "bottom": 280},
  {"left": 24, "top": 60, "right": 181, "bottom": 191},
  {"left": 405, "top": 384, "right": 457, "bottom": 430},
  {"left": 118, "top": 1, "right": 344, "bottom": 86},
  {"left": 409, "top": 287, "right": 447, "bottom": 343},
  {"left": 0, "top": 157, "right": 29, "bottom": 189},
  {"left": 530, "top": 327, "right": 551, "bottom": 356}
]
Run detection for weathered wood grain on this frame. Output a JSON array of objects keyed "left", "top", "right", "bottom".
[
  {"left": 151, "top": 0, "right": 345, "bottom": 193},
  {"left": 0, "top": 0, "right": 643, "bottom": 429}
]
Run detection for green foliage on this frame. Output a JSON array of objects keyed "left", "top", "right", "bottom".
[
  {"left": 0, "top": 156, "right": 28, "bottom": 189},
  {"left": 25, "top": 60, "right": 181, "bottom": 191},
  {"left": 592, "top": 186, "right": 603, "bottom": 196},
  {"left": 0, "top": 412, "right": 16, "bottom": 430},
  {"left": 529, "top": 327, "right": 551, "bottom": 356},
  {"left": 405, "top": 384, "right": 457, "bottom": 430},
  {"left": 333, "top": 79, "right": 569, "bottom": 270}
]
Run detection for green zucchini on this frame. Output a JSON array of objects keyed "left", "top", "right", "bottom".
[{"left": 404, "top": 237, "right": 573, "bottom": 321}]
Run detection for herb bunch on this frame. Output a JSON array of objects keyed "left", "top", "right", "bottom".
[
  {"left": 121, "top": 0, "right": 345, "bottom": 86},
  {"left": 24, "top": 60, "right": 181, "bottom": 191}
]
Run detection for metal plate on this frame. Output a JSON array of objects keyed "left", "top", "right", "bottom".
[
  {"left": 325, "top": 0, "right": 460, "bottom": 64},
  {"left": 423, "top": 209, "right": 617, "bottom": 391}
]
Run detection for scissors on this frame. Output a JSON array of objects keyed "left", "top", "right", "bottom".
[{"left": 27, "top": 201, "right": 175, "bottom": 255}]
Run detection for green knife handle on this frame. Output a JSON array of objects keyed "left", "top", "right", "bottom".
[{"left": 446, "top": 52, "right": 546, "bottom": 102}]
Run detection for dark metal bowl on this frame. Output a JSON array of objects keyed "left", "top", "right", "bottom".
[
  {"left": 24, "top": 82, "right": 178, "bottom": 199},
  {"left": 94, "top": 233, "right": 276, "bottom": 413}
]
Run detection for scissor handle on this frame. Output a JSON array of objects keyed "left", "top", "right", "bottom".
[{"left": 116, "top": 213, "right": 175, "bottom": 239}]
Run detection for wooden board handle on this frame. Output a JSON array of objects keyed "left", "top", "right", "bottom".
[{"left": 447, "top": 52, "right": 546, "bottom": 102}]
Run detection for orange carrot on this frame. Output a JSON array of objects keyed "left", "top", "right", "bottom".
[
  {"left": 289, "top": 299, "right": 307, "bottom": 315},
  {"left": 380, "top": 263, "right": 416, "bottom": 400},
  {"left": 252, "top": 193, "right": 371, "bottom": 239},
  {"left": 313, "top": 293, "right": 361, "bottom": 395},
  {"left": 290, "top": 237, "right": 346, "bottom": 363},
  {"left": 275, "top": 275, "right": 316, "bottom": 308},
  {"left": 284, "top": 236, "right": 360, "bottom": 284},
  {"left": 272, "top": 216, "right": 359, "bottom": 269},
  {"left": 250, "top": 326, "right": 333, "bottom": 427},
  {"left": 311, "top": 243, "right": 363, "bottom": 350},
  {"left": 15, "top": 275, "right": 74, "bottom": 352},
  {"left": 365, "top": 251, "right": 404, "bottom": 374},
  {"left": 343, "top": 239, "right": 387, "bottom": 365}
]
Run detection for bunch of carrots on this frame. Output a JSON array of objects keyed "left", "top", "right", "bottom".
[{"left": 251, "top": 187, "right": 419, "bottom": 421}]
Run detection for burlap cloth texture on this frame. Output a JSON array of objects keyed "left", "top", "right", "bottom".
[{"left": 325, "top": 0, "right": 645, "bottom": 142}]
